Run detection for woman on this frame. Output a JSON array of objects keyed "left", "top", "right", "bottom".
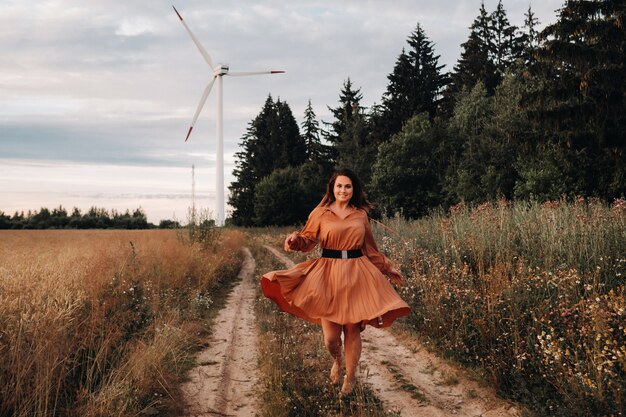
[{"left": 261, "top": 168, "right": 410, "bottom": 394}]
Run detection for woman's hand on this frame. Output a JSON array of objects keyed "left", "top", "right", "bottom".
[
  {"left": 284, "top": 231, "right": 300, "bottom": 252},
  {"left": 387, "top": 268, "right": 404, "bottom": 285}
]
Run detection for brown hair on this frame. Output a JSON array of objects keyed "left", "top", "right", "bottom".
[{"left": 318, "top": 168, "right": 373, "bottom": 211}]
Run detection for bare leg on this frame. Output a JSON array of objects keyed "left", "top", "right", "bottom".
[
  {"left": 342, "top": 323, "right": 362, "bottom": 393},
  {"left": 321, "top": 319, "right": 343, "bottom": 384}
]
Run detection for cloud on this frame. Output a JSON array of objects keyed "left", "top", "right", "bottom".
[
  {"left": 115, "top": 16, "right": 157, "bottom": 37},
  {"left": 0, "top": 0, "right": 563, "bottom": 222}
]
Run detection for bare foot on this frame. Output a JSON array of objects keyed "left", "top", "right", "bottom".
[
  {"left": 330, "top": 357, "right": 342, "bottom": 385},
  {"left": 341, "top": 376, "right": 355, "bottom": 394}
]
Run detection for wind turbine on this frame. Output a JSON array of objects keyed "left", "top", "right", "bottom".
[{"left": 173, "top": 5, "right": 284, "bottom": 226}]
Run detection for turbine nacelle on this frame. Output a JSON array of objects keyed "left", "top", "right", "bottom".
[{"left": 214, "top": 64, "right": 229, "bottom": 76}]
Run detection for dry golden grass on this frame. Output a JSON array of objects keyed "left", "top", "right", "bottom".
[{"left": 0, "top": 229, "right": 244, "bottom": 417}]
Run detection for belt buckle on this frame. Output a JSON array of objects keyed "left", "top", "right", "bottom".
[{"left": 341, "top": 250, "right": 348, "bottom": 259}]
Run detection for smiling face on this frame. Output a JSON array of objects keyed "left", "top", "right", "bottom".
[{"left": 333, "top": 175, "right": 354, "bottom": 205}]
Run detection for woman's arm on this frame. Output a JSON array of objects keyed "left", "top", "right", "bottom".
[
  {"left": 284, "top": 207, "right": 320, "bottom": 252},
  {"left": 362, "top": 218, "right": 403, "bottom": 284}
]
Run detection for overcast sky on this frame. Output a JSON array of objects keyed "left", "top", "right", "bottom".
[{"left": 0, "top": 0, "right": 564, "bottom": 224}]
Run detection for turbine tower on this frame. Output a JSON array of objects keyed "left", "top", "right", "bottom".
[{"left": 173, "top": 6, "right": 284, "bottom": 226}]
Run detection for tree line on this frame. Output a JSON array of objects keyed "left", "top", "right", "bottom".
[
  {"left": 0, "top": 206, "right": 180, "bottom": 230},
  {"left": 228, "top": 0, "right": 625, "bottom": 226}
]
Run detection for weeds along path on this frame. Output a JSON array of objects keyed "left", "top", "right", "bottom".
[
  {"left": 181, "top": 247, "right": 258, "bottom": 417},
  {"left": 264, "top": 244, "right": 520, "bottom": 417}
]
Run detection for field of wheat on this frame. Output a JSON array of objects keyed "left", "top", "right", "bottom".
[
  {"left": 373, "top": 198, "right": 626, "bottom": 416},
  {"left": 0, "top": 228, "right": 244, "bottom": 417}
]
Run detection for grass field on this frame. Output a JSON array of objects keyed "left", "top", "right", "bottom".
[
  {"left": 1, "top": 198, "right": 624, "bottom": 417},
  {"left": 0, "top": 228, "right": 244, "bottom": 417},
  {"left": 372, "top": 198, "right": 626, "bottom": 416}
]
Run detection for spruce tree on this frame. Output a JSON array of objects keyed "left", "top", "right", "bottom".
[
  {"left": 229, "top": 129, "right": 257, "bottom": 226},
  {"left": 337, "top": 105, "right": 371, "bottom": 182},
  {"left": 519, "top": 5, "right": 541, "bottom": 66},
  {"left": 491, "top": 0, "right": 522, "bottom": 74},
  {"left": 322, "top": 79, "right": 365, "bottom": 168},
  {"left": 533, "top": 0, "right": 626, "bottom": 199},
  {"left": 301, "top": 99, "right": 325, "bottom": 162},
  {"left": 449, "top": 2, "right": 499, "bottom": 96},
  {"left": 374, "top": 24, "right": 447, "bottom": 143},
  {"left": 406, "top": 24, "right": 448, "bottom": 118},
  {"left": 275, "top": 99, "right": 305, "bottom": 166},
  {"left": 229, "top": 95, "right": 307, "bottom": 226},
  {"left": 324, "top": 79, "right": 364, "bottom": 148},
  {"left": 378, "top": 48, "right": 413, "bottom": 139}
]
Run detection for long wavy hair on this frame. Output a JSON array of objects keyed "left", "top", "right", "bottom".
[{"left": 318, "top": 168, "right": 373, "bottom": 212}]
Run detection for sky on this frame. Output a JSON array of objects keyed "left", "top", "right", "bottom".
[{"left": 0, "top": 0, "right": 564, "bottom": 224}]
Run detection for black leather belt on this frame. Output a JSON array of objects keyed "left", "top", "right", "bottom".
[{"left": 321, "top": 248, "right": 363, "bottom": 259}]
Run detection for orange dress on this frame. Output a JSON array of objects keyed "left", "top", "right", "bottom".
[{"left": 261, "top": 205, "right": 411, "bottom": 329}]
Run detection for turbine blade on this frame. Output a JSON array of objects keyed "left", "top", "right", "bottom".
[
  {"left": 185, "top": 77, "right": 216, "bottom": 142},
  {"left": 227, "top": 70, "right": 285, "bottom": 77},
  {"left": 173, "top": 6, "right": 214, "bottom": 69}
]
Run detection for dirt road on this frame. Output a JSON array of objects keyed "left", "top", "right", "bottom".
[
  {"left": 264, "top": 244, "right": 520, "bottom": 417},
  {"left": 181, "top": 247, "right": 258, "bottom": 417},
  {"left": 180, "top": 245, "right": 520, "bottom": 416}
]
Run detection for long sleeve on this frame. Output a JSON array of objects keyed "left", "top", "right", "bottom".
[
  {"left": 291, "top": 207, "right": 321, "bottom": 252},
  {"left": 361, "top": 217, "right": 393, "bottom": 275}
]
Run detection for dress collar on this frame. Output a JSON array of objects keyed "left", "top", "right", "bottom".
[{"left": 321, "top": 204, "right": 362, "bottom": 220}]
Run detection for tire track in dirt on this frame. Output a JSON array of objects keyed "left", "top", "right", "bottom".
[
  {"left": 264, "top": 244, "right": 520, "bottom": 417},
  {"left": 181, "top": 247, "right": 258, "bottom": 417}
]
